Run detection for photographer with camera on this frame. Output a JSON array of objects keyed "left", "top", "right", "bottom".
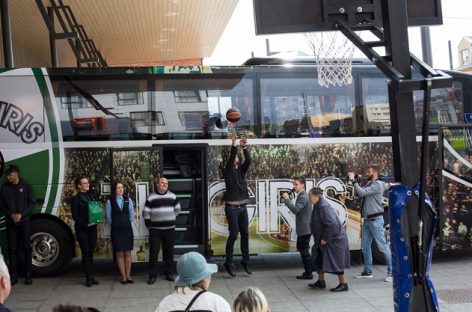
[
  {"left": 348, "top": 164, "right": 392, "bottom": 282},
  {"left": 281, "top": 177, "right": 314, "bottom": 280}
]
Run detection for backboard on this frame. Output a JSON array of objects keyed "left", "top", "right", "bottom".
[{"left": 253, "top": 0, "right": 442, "bottom": 35}]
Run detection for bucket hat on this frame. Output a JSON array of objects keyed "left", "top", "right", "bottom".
[{"left": 175, "top": 252, "right": 217, "bottom": 287}]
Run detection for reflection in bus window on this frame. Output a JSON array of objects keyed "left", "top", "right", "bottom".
[
  {"left": 117, "top": 92, "right": 143, "bottom": 106},
  {"left": 153, "top": 76, "right": 254, "bottom": 139},
  {"left": 361, "top": 77, "right": 465, "bottom": 135},
  {"left": 53, "top": 78, "right": 146, "bottom": 141},
  {"left": 359, "top": 77, "right": 391, "bottom": 135},
  {"left": 61, "top": 95, "right": 88, "bottom": 109},
  {"left": 261, "top": 77, "right": 355, "bottom": 137},
  {"left": 130, "top": 111, "right": 165, "bottom": 127},
  {"left": 413, "top": 81, "right": 464, "bottom": 134},
  {"left": 173, "top": 90, "right": 201, "bottom": 102}
]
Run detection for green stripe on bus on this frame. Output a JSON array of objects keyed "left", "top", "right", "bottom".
[{"left": 33, "top": 68, "right": 61, "bottom": 214}]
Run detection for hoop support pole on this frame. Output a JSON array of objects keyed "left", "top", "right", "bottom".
[{"left": 335, "top": 20, "right": 452, "bottom": 92}]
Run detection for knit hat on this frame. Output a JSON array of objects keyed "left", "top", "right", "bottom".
[
  {"left": 5, "top": 164, "right": 19, "bottom": 175},
  {"left": 175, "top": 252, "right": 217, "bottom": 287}
]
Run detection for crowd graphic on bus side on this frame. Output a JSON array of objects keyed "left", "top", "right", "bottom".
[
  {"left": 210, "top": 142, "right": 394, "bottom": 183},
  {"left": 0, "top": 138, "right": 400, "bottom": 310},
  {"left": 442, "top": 154, "right": 472, "bottom": 250}
]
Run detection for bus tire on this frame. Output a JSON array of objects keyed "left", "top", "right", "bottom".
[{"left": 30, "top": 219, "right": 73, "bottom": 276}]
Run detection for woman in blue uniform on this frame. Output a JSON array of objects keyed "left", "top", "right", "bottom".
[{"left": 106, "top": 181, "right": 134, "bottom": 284}]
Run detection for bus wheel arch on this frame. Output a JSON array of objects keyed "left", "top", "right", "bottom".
[{"left": 30, "top": 215, "right": 74, "bottom": 276}]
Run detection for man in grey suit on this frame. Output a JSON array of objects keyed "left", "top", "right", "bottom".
[{"left": 282, "top": 177, "right": 314, "bottom": 279}]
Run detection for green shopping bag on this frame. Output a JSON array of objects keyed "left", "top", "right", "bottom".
[{"left": 88, "top": 201, "right": 103, "bottom": 224}]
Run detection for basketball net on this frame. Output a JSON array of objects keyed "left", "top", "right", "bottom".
[{"left": 304, "top": 31, "right": 356, "bottom": 87}]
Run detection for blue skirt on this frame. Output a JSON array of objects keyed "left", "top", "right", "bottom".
[{"left": 111, "top": 226, "right": 134, "bottom": 252}]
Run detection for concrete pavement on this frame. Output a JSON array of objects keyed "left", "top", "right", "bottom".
[{"left": 6, "top": 251, "right": 472, "bottom": 312}]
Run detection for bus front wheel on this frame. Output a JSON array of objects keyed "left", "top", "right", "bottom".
[{"left": 30, "top": 219, "right": 73, "bottom": 276}]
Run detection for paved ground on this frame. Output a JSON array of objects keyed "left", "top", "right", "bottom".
[{"left": 5, "top": 251, "right": 472, "bottom": 312}]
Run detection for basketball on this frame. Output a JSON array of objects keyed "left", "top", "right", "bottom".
[{"left": 226, "top": 108, "right": 241, "bottom": 123}]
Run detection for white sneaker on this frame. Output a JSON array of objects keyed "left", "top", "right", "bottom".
[{"left": 384, "top": 275, "right": 393, "bottom": 282}]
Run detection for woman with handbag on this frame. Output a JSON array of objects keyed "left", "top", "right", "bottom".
[
  {"left": 156, "top": 252, "right": 231, "bottom": 312},
  {"left": 71, "top": 175, "right": 99, "bottom": 287},
  {"left": 105, "top": 181, "right": 134, "bottom": 284}
]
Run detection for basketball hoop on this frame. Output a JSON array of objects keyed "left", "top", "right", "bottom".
[{"left": 304, "top": 31, "right": 356, "bottom": 88}]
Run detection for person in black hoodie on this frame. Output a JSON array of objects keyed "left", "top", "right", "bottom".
[
  {"left": 0, "top": 164, "right": 34, "bottom": 286},
  {"left": 223, "top": 134, "right": 251, "bottom": 277},
  {"left": 70, "top": 175, "right": 99, "bottom": 287}
]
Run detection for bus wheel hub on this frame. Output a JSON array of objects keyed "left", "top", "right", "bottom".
[{"left": 31, "top": 232, "right": 59, "bottom": 267}]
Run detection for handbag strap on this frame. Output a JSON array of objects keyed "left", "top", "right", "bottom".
[{"left": 184, "top": 290, "right": 207, "bottom": 312}]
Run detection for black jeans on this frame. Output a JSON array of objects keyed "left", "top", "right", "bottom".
[
  {"left": 6, "top": 221, "right": 32, "bottom": 277},
  {"left": 296, "top": 234, "right": 314, "bottom": 275},
  {"left": 224, "top": 203, "right": 249, "bottom": 265},
  {"left": 148, "top": 228, "right": 175, "bottom": 277},
  {"left": 76, "top": 226, "right": 97, "bottom": 279}
]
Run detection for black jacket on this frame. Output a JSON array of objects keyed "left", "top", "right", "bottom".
[
  {"left": 224, "top": 146, "right": 251, "bottom": 202},
  {"left": 71, "top": 192, "right": 97, "bottom": 230},
  {"left": 0, "top": 178, "right": 35, "bottom": 224}
]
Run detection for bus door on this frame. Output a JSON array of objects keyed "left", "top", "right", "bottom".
[{"left": 155, "top": 144, "right": 209, "bottom": 256}]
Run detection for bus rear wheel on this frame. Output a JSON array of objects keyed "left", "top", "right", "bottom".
[{"left": 30, "top": 219, "right": 73, "bottom": 276}]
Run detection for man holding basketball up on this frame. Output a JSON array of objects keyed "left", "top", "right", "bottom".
[{"left": 223, "top": 132, "right": 252, "bottom": 277}]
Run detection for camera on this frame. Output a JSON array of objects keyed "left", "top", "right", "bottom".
[
  {"left": 353, "top": 174, "right": 361, "bottom": 184},
  {"left": 347, "top": 172, "right": 361, "bottom": 184}
]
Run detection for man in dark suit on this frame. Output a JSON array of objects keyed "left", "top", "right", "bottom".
[
  {"left": 0, "top": 165, "right": 35, "bottom": 285},
  {"left": 282, "top": 177, "right": 314, "bottom": 279}
]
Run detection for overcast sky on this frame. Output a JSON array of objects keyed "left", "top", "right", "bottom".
[{"left": 205, "top": 0, "right": 472, "bottom": 70}]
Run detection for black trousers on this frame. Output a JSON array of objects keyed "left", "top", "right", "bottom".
[
  {"left": 224, "top": 203, "right": 249, "bottom": 265},
  {"left": 148, "top": 228, "right": 175, "bottom": 277},
  {"left": 76, "top": 226, "right": 97, "bottom": 279},
  {"left": 296, "top": 234, "right": 314, "bottom": 275},
  {"left": 6, "top": 221, "right": 32, "bottom": 277}
]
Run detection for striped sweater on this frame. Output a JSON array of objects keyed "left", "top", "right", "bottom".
[{"left": 143, "top": 191, "right": 181, "bottom": 230}]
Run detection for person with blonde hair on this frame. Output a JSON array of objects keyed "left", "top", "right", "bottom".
[
  {"left": 156, "top": 251, "right": 231, "bottom": 312},
  {"left": 233, "top": 287, "right": 270, "bottom": 312},
  {"left": 0, "top": 254, "right": 12, "bottom": 311}
]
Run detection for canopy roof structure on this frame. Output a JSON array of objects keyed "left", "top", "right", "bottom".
[{"left": 0, "top": 0, "right": 238, "bottom": 67}]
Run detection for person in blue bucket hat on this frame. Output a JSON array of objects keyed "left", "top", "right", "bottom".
[{"left": 155, "top": 252, "right": 231, "bottom": 312}]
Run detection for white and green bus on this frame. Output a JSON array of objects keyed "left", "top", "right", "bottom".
[{"left": 0, "top": 60, "right": 471, "bottom": 275}]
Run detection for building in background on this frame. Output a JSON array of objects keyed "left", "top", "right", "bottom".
[{"left": 458, "top": 37, "right": 472, "bottom": 73}]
